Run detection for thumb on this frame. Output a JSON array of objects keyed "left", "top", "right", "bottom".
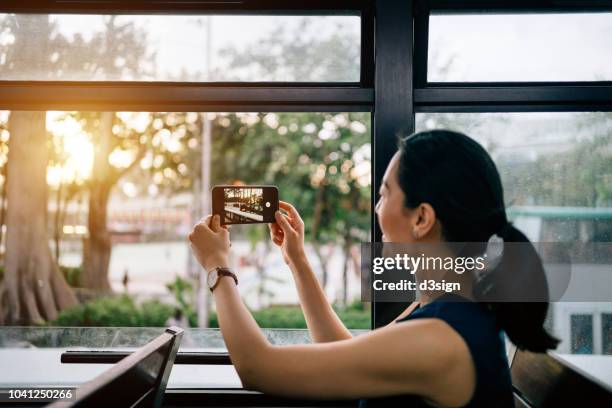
[
  {"left": 275, "top": 211, "right": 295, "bottom": 235},
  {"left": 211, "top": 214, "right": 222, "bottom": 232}
]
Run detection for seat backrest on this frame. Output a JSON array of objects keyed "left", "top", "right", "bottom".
[
  {"left": 49, "top": 326, "right": 183, "bottom": 408},
  {"left": 509, "top": 345, "right": 612, "bottom": 407}
]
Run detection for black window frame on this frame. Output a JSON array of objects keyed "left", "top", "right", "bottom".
[
  {"left": 374, "top": 0, "right": 612, "bottom": 327},
  {"left": 2, "top": 0, "right": 612, "bottom": 334},
  {"left": 0, "top": 0, "right": 374, "bottom": 112}
]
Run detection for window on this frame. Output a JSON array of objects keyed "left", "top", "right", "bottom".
[
  {"left": 0, "top": 1, "right": 375, "bottom": 343},
  {"left": 0, "top": 14, "right": 360, "bottom": 82},
  {"left": 603, "top": 313, "right": 612, "bottom": 355},
  {"left": 0, "top": 110, "right": 371, "bottom": 330},
  {"left": 428, "top": 13, "right": 612, "bottom": 82},
  {"left": 571, "top": 314, "right": 594, "bottom": 354},
  {"left": 0, "top": 2, "right": 365, "bottom": 394},
  {"left": 416, "top": 110, "right": 612, "bottom": 384},
  {"left": 1, "top": 0, "right": 612, "bottom": 397},
  {"left": 416, "top": 112, "right": 612, "bottom": 232}
]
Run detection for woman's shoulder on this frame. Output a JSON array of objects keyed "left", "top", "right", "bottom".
[{"left": 395, "top": 293, "right": 513, "bottom": 407}]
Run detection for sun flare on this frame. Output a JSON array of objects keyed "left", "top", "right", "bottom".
[{"left": 46, "top": 112, "right": 94, "bottom": 186}]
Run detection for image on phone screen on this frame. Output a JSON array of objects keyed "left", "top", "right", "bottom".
[{"left": 212, "top": 185, "right": 278, "bottom": 225}]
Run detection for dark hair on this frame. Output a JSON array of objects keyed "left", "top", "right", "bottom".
[{"left": 397, "top": 129, "right": 559, "bottom": 353}]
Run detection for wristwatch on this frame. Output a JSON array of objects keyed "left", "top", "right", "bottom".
[{"left": 207, "top": 267, "right": 238, "bottom": 292}]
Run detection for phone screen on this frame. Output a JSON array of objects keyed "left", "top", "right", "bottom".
[{"left": 212, "top": 185, "right": 279, "bottom": 225}]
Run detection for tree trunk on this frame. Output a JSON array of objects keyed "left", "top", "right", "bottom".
[
  {"left": 311, "top": 182, "right": 330, "bottom": 288},
  {"left": 311, "top": 242, "right": 330, "bottom": 289},
  {"left": 0, "top": 111, "right": 78, "bottom": 324},
  {"left": 0, "top": 163, "right": 8, "bottom": 254},
  {"left": 53, "top": 180, "right": 63, "bottom": 262},
  {"left": 81, "top": 112, "right": 114, "bottom": 291},
  {"left": 341, "top": 233, "right": 352, "bottom": 306}
]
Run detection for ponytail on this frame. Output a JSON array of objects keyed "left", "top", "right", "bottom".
[{"left": 474, "top": 223, "right": 560, "bottom": 353}]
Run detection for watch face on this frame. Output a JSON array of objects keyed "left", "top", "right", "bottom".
[{"left": 207, "top": 269, "right": 218, "bottom": 289}]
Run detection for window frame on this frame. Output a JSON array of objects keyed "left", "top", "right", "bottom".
[
  {"left": 374, "top": 0, "right": 612, "bottom": 327},
  {"left": 0, "top": 0, "right": 377, "bottom": 341},
  {"left": 0, "top": 0, "right": 375, "bottom": 112},
  {"left": 413, "top": 0, "right": 612, "bottom": 113},
  {"left": 2, "top": 0, "right": 612, "bottom": 333}
]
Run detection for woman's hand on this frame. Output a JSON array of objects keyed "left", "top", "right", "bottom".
[
  {"left": 189, "top": 214, "right": 231, "bottom": 271},
  {"left": 268, "top": 201, "right": 306, "bottom": 266}
]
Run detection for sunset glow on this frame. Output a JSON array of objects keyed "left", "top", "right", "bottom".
[{"left": 47, "top": 112, "right": 94, "bottom": 186}]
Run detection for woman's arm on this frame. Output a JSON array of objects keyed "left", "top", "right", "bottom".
[
  {"left": 212, "top": 276, "right": 474, "bottom": 407},
  {"left": 271, "top": 202, "right": 352, "bottom": 342},
  {"left": 285, "top": 252, "right": 353, "bottom": 342},
  {"left": 189, "top": 215, "right": 476, "bottom": 407}
]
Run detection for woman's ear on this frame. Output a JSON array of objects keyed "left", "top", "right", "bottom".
[{"left": 412, "top": 203, "right": 437, "bottom": 240}]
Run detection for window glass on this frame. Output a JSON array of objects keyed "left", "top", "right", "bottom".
[
  {"left": 571, "top": 314, "right": 594, "bottom": 354},
  {"left": 0, "top": 14, "right": 360, "bottom": 82},
  {"left": 428, "top": 13, "right": 612, "bottom": 82},
  {"left": 603, "top": 313, "right": 612, "bottom": 355},
  {"left": 416, "top": 111, "right": 612, "bottom": 385},
  {"left": 0, "top": 327, "right": 368, "bottom": 388},
  {"left": 0, "top": 110, "right": 371, "bottom": 330}
]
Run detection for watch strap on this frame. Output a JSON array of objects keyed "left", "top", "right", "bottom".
[{"left": 209, "top": 267, "right": 238, "bottom": 292}]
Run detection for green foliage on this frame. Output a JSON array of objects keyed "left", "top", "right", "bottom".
[
  {"left": 219, "top": 17, "right": 359, "bottom": 82},
  {"left": 249, "top": 306, "right": 307, "bottom": 329},
  {"left": 59, "top": 265, "right": 82, "bottom": 288},
  {"left": 52, "top": 295, "right": 176, "bottom": 327},
  {"left": 206, "top": 303, "right": 370, "bottom": 329},
  {"left": 335, "top": 309, "right": 371, "bottom": 329},
  {"left": 53, "top": 295, "right": 140, "bottom": 327},
  {"left": 138, "top": 299, "right": 175, "bottom": 327},
  {"left": 51, "top": 295, "right": 371, "bottom": 329},
  {"left": 211, "top": 111, "right": 372, "bottom": 245},
  {"left": 165, "top": 275, "right": 195, "bottom": 316}
]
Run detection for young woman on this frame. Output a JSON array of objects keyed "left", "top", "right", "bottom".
[{"left": 188, "top": 129, "right": 559, "bottom": 407}]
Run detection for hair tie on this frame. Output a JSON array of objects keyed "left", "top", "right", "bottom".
[{"left": 475, "top": 226, "right": 507, "bottom": 291}]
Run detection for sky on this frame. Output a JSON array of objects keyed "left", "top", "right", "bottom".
[{"left": 429, "top": 13, "right": 612, "bottom": 81}]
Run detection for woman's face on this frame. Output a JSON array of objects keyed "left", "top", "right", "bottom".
[{"left": 375, "top": 152, "right": 415, "bottom": 242}]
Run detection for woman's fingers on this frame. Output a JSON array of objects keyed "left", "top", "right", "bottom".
[
  {"left": 200, "top": 214, "right": 213, "bottom": 228},
  {"left": 274, "top": 211, "right": 296, "bottom": 235},
  {"left": 268, "top": 223, "right": 284, "bottom": 245},
  {"left": 279, "top": 201, "right": 301, "bottom": 220},
  {"left": 279, "top": 201, "right": 304, "bottom": 230}
]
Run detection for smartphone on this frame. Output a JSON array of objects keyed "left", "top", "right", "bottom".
[{"left": 212, "top": 185, "right": 279, "bottom": 225}]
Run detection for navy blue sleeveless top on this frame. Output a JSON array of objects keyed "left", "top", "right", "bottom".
[{"left": 358, "top": 293, "right": 513, "bottom": 407}]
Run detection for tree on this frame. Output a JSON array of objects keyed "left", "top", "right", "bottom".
[
  {"left": 209, "top": 112, "right": 371, "bottom": 302},
  {"left": 75, "top": 110, "right": 202, "bottom": 290},
  {"left": 217, "top": 17, "right": 359, "bottom": 82},
  {"left": 213, "top": 19, "right": 369, "bottom": 301},
  {"left": 1, "top": 112, "right": 78, "bottom": 324},
  {"left": 69, "top": 17, "right": 153, "bottom": 290},
  {"left": 0, "top": 15, "right": 80, "bottom": 323}
]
